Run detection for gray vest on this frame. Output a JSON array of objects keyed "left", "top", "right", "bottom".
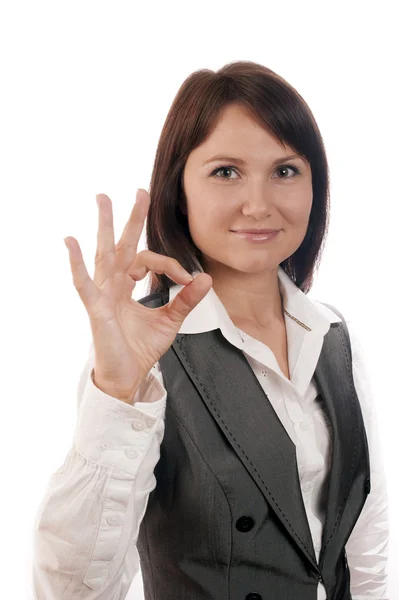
[{"left": 136, "top": 291, "right": 371, "bottom": 600}]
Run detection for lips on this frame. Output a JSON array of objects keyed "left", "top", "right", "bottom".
[
  {"left": 232, "top": 229, "right": 280, "bottom": 234},
  {"left": 232, "top": 230, "right": 280, "bottom": 241}
]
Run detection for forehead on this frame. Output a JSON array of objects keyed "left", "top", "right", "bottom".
[{"left": 188, "top": 104, "right": 291, "bottom": 164}]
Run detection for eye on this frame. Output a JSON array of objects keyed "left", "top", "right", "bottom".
[
  {"left": 274, "top": 163, "right": 301, "bottom": 179},
  {"left": 211, "top": 165, "right": 239, "bottom": 180},
  {"left": 210, "top": 162, "right": 301, "bottom": 181}
]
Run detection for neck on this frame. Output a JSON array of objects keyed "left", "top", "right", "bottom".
[{"left": 203, "top": 263, "right": 285, "bottom": 329}]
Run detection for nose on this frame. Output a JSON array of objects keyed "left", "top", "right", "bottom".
[{"left": 241, "top": 183, "right": 274, "bottom": 219}]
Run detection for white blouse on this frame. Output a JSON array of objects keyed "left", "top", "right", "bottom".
[{"left": 32, "top": 266, "right": 389, "bottom": 599}]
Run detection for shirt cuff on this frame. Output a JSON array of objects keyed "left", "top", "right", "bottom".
[{"left": 73, "top": 368, "right": 166, "bottom": 476}]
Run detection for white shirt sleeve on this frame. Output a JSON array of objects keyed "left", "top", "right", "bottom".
[
  {"left": 345, "top": 321, "right": 390, "bottom": 599},
  {"left": 32, "top": 343, "right": 167, "bottom": 599}
]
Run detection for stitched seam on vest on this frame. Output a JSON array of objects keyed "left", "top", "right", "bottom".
[
  {"left": 175, "top": 337, "right": 315, "bottom": 565},
  {"left": 166, "top": 401, "right": 234, "bottom": 580},
  {"left": 322, "top": 325, "right": 360, "bottom": 551}
]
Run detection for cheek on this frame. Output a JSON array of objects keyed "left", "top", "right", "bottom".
[
  {"left": 189, "top": 200, "right": 229, "bottom": 230},
  {"left": 187, "top": 203, "right": 230, "bottom": 252},
  {"left": 284, "top": 191, "right": 313, "bottom": 224}
]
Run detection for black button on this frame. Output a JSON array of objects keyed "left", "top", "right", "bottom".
[
  {"left": 245, "top": 594, "right": 262, "bottom": 600},
  {"left": 236, "top": 516, "right": 255, "bottom": 532},
  {"left": 365, "top": 477, "right": 371, "bottom": 494}
]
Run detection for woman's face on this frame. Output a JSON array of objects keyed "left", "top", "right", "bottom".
[{"left": 181, "top": 103, "right": 313, "bottom": 277}]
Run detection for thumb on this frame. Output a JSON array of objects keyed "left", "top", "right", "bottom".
[{"left": 164, "top": 273, "right": 213, "bottom": 326}]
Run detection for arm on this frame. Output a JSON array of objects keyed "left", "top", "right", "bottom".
[
  {"left": 32, "top": 347, "right": 167, "bottom": 599},
  {"left": 345, "top": 321, "right": 389, "bottom": 599}
]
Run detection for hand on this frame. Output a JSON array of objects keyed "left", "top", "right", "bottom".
[{"left": 64, "top": 189, "right": 212, "bottom": 402}]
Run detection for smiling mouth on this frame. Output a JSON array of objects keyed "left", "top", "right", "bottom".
[{"left": 231, "top": 230, "right": 280, "bottom": 241}]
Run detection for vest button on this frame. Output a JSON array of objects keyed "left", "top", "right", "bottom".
[
  {"left": 236, "top": 516, "right": 255, "bottom": 532},
  {"left": 245, "top": 594, "right": 262, "bottom": 600},
  {"left": 365, "top": 477, "right": 371, "bottom": 494}
]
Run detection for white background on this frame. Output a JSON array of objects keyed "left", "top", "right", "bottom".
[{"left": 1, "top": 1, "right": 397, "bottom": 598}]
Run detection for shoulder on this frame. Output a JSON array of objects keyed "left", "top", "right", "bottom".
[
  {"left": 313, "top": 299, "right": 345, "bottom": 324},
  {"left": 314, "top": 300, "right": 365, "bottom": 373}
]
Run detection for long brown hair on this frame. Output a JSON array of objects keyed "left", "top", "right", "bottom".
[{"left": 145, "top": 60, "right": 330, "bottom": 296}]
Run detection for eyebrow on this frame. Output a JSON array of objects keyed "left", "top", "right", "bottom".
[{"left": 203, "top": 154, "right": 303, "bottom": 166}]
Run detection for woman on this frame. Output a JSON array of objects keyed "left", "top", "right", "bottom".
[{"left": 32, "top": 61, "right": 389, "bottom": 599}]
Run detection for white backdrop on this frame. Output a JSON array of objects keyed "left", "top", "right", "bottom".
[{"left": 1, "top": 1, "right": 397, "bottom": 598}]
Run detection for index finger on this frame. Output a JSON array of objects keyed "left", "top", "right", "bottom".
[{"left": 116, "top": 189, "right": 151, "bottom": 272}]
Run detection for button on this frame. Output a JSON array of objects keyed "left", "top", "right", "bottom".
[
  {"left": 303, "top": 482, "right": 313, "bottom": 493},
  {"left": 146, "top": 417, "right": 156, "bottom": 428},
  {"left": 125, "top": 448, "right": 139, "bottom": 459},
  {"left": 236, "top": 516, "right": 255, "bottom": 532},
  {"left": 365, "top": 477, "right": 371, "bottom": 494},
  {"left": 245, "top": 594, "right": 262, "bottom": 600},
  {"left": 107, "top": 515, "right": 122, "bottom": 526},
  {"left": 298, "top": 421, "right": 309, "bottom": 431},
  {"left": 132, "top": 419, "right": 145, "bottom": 431}
]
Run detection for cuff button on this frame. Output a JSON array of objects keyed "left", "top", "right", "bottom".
[
  {"left": 107, "top": 515, "right": 122, "bottom": 526},
  {"left": 125, "top": 448, "right": 139, "bottom": 459}
]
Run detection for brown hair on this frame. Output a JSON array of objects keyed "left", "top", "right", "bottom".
[{"left": 145, "top": 60, "right": 330, "bottom": 296}]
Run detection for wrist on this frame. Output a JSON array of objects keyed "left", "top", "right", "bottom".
[{"left": 91, "top": 369, "right": 141, "bottom": 405}]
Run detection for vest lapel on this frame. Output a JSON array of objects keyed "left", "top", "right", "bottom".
[{"left": 171, "top": 329, "right": 319, "bottom": 571}]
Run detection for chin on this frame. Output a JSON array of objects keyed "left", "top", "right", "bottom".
[{"left": 225, "top": 260, "right": 281, "bottom": 274}]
